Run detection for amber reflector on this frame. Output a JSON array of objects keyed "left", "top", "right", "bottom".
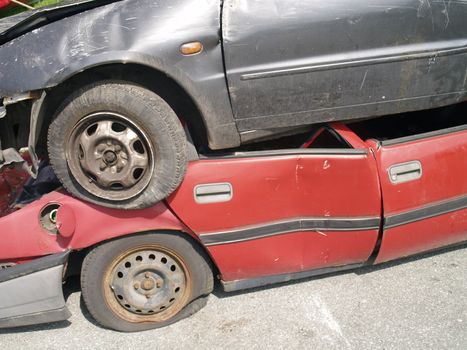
[{"left": 180, "top": 42, "right": 203, "bottom": 55}]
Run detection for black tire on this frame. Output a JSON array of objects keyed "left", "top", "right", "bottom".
[
  {"left": 80, "top": 232, "right": 214, "bottom": 332},
  {"left": 48, "top": 82, "right": 188, "bottom": 209}
]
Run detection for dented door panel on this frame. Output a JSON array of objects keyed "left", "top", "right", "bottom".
[
  {"left": 207, "top": 229, "right": 379, "bottom": 282},
  {"left": 168, "top": 149, "right": 382, "bottom": 281}
]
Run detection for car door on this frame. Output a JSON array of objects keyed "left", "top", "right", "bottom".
[
  {"left": 167, "top": 126, "right": 382, "bottom": 282},
  {"left": 372, "top": 125, "right": 467, "bottom": 263},
  {"left": 222, "top": 0, "right": 467, "bottom": 138}
]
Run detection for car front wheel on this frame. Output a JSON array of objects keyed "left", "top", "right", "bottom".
[{"left": 48, "top": 82, "right": 188, "bottom": 209}]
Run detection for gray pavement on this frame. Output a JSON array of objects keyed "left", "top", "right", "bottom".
[{"left": 1, "top": 245, "right": 466, "bottom": 350}]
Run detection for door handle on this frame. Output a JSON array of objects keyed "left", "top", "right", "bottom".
[
  {"left": 388, "top": 161, "right": 422, "bottom": 184},
  {"left": 194, "top": 183, "right": 233, "bottom": 204}
]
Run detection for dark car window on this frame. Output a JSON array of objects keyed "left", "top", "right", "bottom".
[
  {"left": 302, "top": 127, "right": 352, "bottom": 149},
  {"left": 349, "top": 102, "right": 467, "bottom": 143}
]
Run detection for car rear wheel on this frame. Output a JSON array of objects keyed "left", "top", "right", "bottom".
[
  {"left": 80, "top": 232, "right": 214, "bottom": 332},
  {"left": 48, "top": 82, "right": 188, "bottom": 209}
]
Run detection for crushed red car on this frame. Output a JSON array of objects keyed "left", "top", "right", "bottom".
[{"left": 0, "top": 111, "right": 465, "bottom": 332}]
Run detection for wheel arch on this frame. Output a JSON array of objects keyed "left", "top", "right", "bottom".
[
  {"left": 78, "top": 228, "right": 216, "bottom": 331},
  {"left": 37, "top": 62, "right": 213, "bottom": 153},
  {"left": 67, "top": 229, "right": 220, "bottom": 280}
]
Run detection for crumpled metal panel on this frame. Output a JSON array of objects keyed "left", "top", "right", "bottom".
[{"left": 0, "top": 153, "right": 30, "bottom": 217}]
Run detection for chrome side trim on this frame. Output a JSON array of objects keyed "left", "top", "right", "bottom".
[
  {"left": 200, "top": 217, "right": 381, "bottom": 246},
  {"left": 202, "top": 148, "right": 368, "bottom": 160},
  {"left": 241, "top": 44, "right": 467, "bottom": 81}
]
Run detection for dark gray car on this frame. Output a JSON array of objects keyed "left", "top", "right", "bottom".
[{"left": 1, "top": 0, "right": 466, "bottom": 209}]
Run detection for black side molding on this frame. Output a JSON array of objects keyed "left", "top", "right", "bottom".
[
  {"left": 385, "top": 195, "right": 467, "bottom": 229},
  {"left": 0, "top": 251, "right": 69, "bottom": 284},
  {"left": 200, "top": 217, "right": 380, "bottom": 246}
]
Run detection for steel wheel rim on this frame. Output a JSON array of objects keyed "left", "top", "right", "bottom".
[
  {"left": 103, "top": 245, "right": 191, "bottom": 323},
  {"left": 66, "top": 112, "right": 155, "bottom": 201}
]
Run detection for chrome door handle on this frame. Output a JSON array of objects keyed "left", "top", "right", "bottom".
[
  {"left": 194, "top": 183, "right": 233, "bottom": 204},
  {"left": 388, "top": 161, "right": 422, "bottom": 184}
]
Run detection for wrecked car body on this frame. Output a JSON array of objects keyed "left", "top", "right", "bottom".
[{"left": 0, "top": 116, "right": 466, "bottom": 331}]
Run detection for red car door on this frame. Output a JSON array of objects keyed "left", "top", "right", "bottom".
[
  {"left": 372, "top": 125, "right": 467, "bottom": 263},
  {"left": 168, "top": 127, "right": 382, "bottom": 283}
]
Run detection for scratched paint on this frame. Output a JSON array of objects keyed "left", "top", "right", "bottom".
[{"left": 223, "top": 0, "right": 467, "bottom": 134}]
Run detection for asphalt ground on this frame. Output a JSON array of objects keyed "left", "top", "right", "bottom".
[{"left": 1, "top": 244, "right": 466, "bottom": 350}]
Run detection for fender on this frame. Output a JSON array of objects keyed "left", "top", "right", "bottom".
[
  {"left": 0, "top": 190, "right": 194, "bottom": 261},
  {"left": 0, "top": 0, "right": 240, "bottom": 149},
  {"left": 0, "top": 189, "right": 208, "bottom": 329}
]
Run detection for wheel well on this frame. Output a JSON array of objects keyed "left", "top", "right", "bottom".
[
  {"left": 66, "top": 230, "right": 220, "bottom": 279},
  {"left": 37, "top": 63, "right": 210, "bottom": 155}
]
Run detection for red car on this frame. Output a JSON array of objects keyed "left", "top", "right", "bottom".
[{"left": 0, "top": 118, "right": 465, "bottom": 332}]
